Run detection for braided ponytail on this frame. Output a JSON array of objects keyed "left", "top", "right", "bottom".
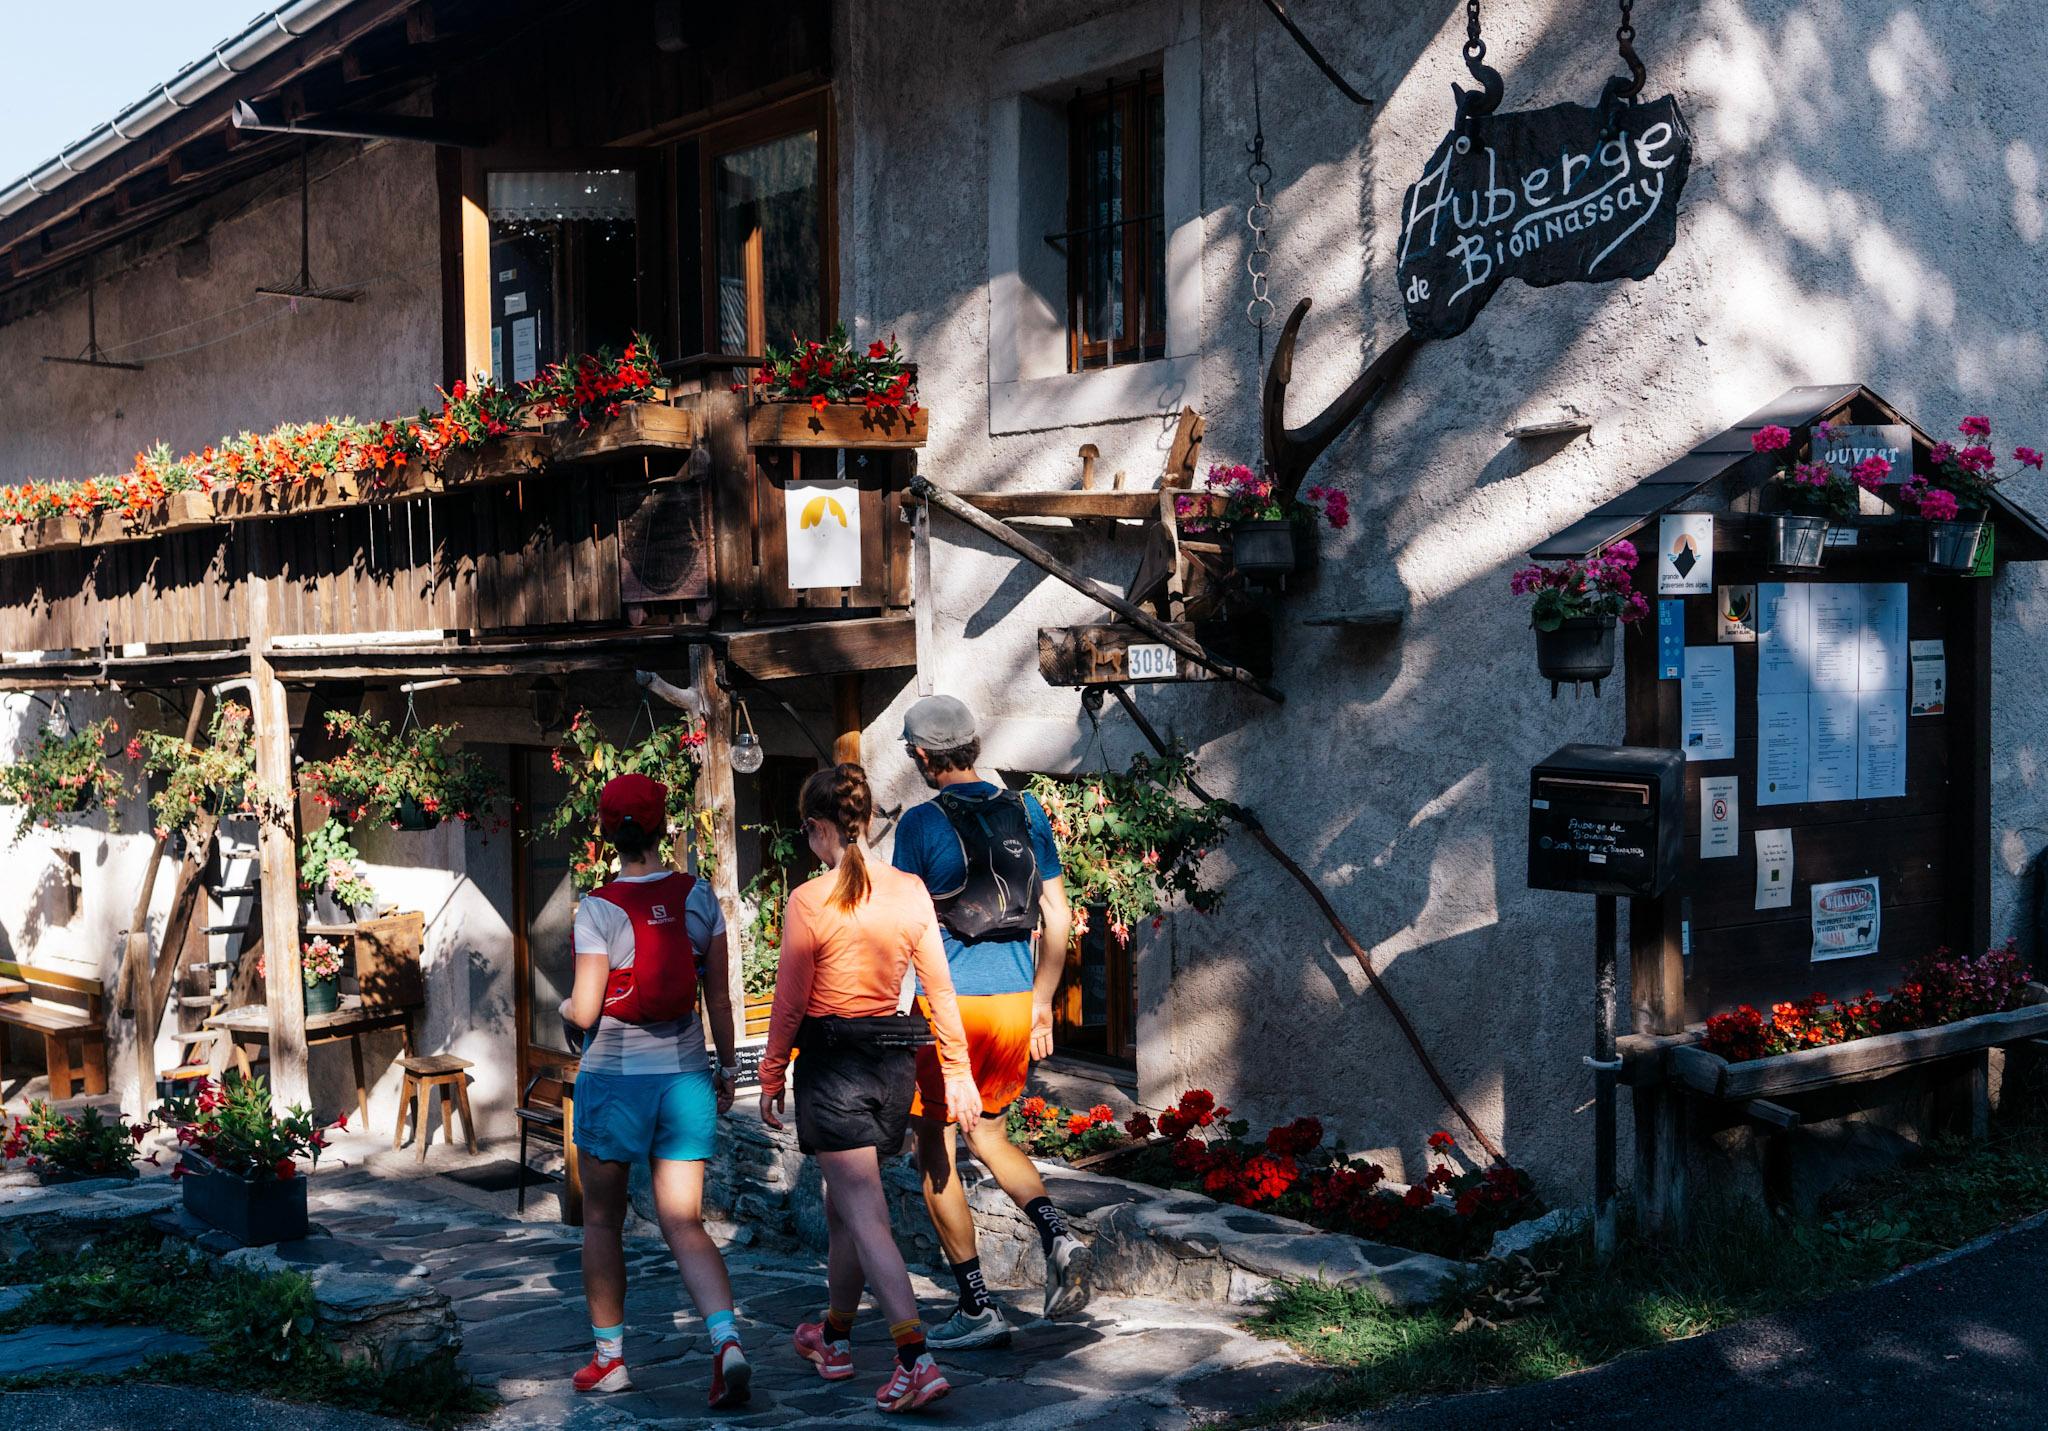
[{"left": 801, "top": 762, "right": 874, "bottom": 912}]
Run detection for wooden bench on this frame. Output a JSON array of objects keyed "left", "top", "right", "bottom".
[{"left": 0, "top": 960, "right": 107, "bottom": 1100}]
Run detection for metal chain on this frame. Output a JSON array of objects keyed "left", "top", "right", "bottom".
[
  {"left": 1617, "top": 0, "right": 1635, "bottom": 50},
  {"left": 1244, "top": 33, "right": 1275, "bottom": 363},
  {"left": 1465, "top": 0, "right": 1484, "bottom": 61}
]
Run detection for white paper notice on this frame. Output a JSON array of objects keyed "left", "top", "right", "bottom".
[
  {"left": 783, "top": 480, "right": 863, "bottom": 589},
  {"left": 1857, "top": 583, "right": 1907, "bottom": 692},
  {"left": 1681, "top": 646, "right": 1735, "bottom": 761},
  {"left": 1757, "top": 583, "right": 1812, "bottom": 695},
  {"left": 1755, "top": 828, "right": 1794, "bottom": 910},
  {"left": 1812, "top": 876, "right": 1881, "bottom": 961},
  {"left": 1910, "top": 639, "right": 1947, "bottom": 716},
  {"left": 1808, "top": 693, "right": 1859, "bottom": 804},
  {"left": 510, "top": 316, "right": 539, "bottom": 383},
  {"left": 1701, "top": 775, "right": 1739, "bottom": 859},
  {"left": 1808, "top": 584, "right": 1862, "bottom": 693},
  {"left": 1758, "top": 694, "right": 1810, "bottom": 806},
  {"left": 502, "top": 290, "right": 528, "bottom": 316},
  {"left": 490, "top": 326, "right": 503, "bottom": 383},
  {"left": 1658, "top": 514, "right": 1714, "bottom": 595},
  {"left": 1857, "top": 689, "right": 1907, "bottom": 799}
]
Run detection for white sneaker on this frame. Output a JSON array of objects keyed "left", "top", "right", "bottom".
[
  {"left": 1043, "top": 1233, "right": 1093, "bottom": 1318},
  {"left": 926, "top": 1303, "right": 1011, "bottom": 1350}
]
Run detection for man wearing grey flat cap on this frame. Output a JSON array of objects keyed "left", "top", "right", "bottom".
[{"left": 891, "top": 694, "right": 1086, "bottom": 1348}]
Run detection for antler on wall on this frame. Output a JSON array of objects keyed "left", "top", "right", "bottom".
[{"left": 1261, "top": 298, "right": 1421, "bottom": 506}]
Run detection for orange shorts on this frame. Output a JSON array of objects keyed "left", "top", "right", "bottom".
[{"left": 911, "top": 991, "right": 1033, "bottom": 1122}]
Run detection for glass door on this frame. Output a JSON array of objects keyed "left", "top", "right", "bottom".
[
  {"left": 697, "top": 93, "right": 834, "bottom": 355},
  {"left": 513, "top": 748, "right": 579, "bottom": 1086}
]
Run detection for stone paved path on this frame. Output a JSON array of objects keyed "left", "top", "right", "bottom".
[{"left": 307, "top": 1148, "right": 1321, "bottom": 1429}]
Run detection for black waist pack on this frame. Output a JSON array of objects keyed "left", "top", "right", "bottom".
[{"left": 801, "top": 1013, "right": 934, "bottom": 1050}]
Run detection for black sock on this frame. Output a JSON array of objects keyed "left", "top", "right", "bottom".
[
  {"left": 897, "top": 1336, "right": 927, "bottom": 1371},
  {"left": 1023, "top": 1197, "right": 1068, "bottom": 1256},
  {"left": 949, "top": 1256, "right": 992, "bottom": 1315}
]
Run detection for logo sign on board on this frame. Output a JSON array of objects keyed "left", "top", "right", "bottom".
[
  {"left": 1658, "top": 513, "right": 1713, "bottom": 595},
  {"left": 1397, "top": 96, "right": 1694, "bottom": 341}
]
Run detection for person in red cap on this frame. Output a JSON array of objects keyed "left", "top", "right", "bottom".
[{"left": 560, "top": 772, "right": 750, "bottom": 1408}]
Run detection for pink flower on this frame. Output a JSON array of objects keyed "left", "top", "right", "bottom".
[
  {"left": 1751, "top": 424, "right": 1793, "bottom": 454},
  {"left": 1930, "top": 441, "right": 1957, "bottom": 466},
  {"left": 1920, "top": 487, "right": 1960, "bottom": 522},
  {"left": 1850, "top": 455, "right": 1892, "bottom": 491},
  {"left": 1814, "top": 420, "right": 1839, "bottom": 445},
  {"left": 2016, "top": 447, "right": 2044, "bottom": 470},
  {"left": 1959, "top": 415, "right": 1992, "bottom": 438},
  {"left": 1958, "top": 445, "right": 1997, "bottom": 474}
]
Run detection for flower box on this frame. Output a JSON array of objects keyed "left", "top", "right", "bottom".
[
  {"left": 77, "top": 490, "right": 217, "bottom": 547},
  {"left": 359, "top": 459, "right": 442, "bottom": 504},
  {"left": 436, "top": 431, "right": 550, "bottom": 489},
  {"left": 1668, "top": 1000, "right": 2048, "bottom": 1101},
  {"left": 1230, "top": 518, "right": 1315, "bottom": 578},
  {"left": 746, "top": 400, "right": 926, "bottom": 450},
  {"left": 178, "top": 1150, "right": 310, "bottom": 1246},
  {"left": 744, "top": 994, "right": 774, "bottom": 1039},
  {"left": 0, "top": 516, "right": 84, "bottom": 558},
  {"left": 553, "top": 403, "right": 697, "bottom": 465}
]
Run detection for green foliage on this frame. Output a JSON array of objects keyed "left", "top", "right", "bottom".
[
  {"left": 1008, "top": 1097, "right": 1126, "bottom": 1160},
  {"left": 298, "top": 709, "right": 503, "bottom": 830},
  {"left": 299, "top": 818, "right": 377, "bottom": 911},
  {"left": 157, "top": 1076, "right": 338, "bottom": 1181},
  {"left": 541, "top": 709, "right": 707, "bottom": 892},
  {"left": 1027, "top": 749, "right": 1234, "bottom": 946},
  {"left": 0, "top": 1101, "right": 149, "bottom": 1178},
  {"left": 751, "top": 324, "right": 917, "bottom": 414},
  {"left": 740, "top": 822, "right": 810, "bottom": 999},
  {"left": 0, "top": 718, "right": 128, "bottom": 843},
  {"left": 133, "top": 700, "right": 255, "bottom": 839}
]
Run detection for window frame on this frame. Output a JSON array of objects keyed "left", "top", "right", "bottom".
[
  {"left": 1063, "top": 71, "right": 1166, "bottom": 373},
  {"left": 694, "top": 90, "right": 838, "bottom": 358}
]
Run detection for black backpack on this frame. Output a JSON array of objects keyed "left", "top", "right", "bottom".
[{"left": 929, "top": 787, "right": 1041, "bottom": 941}]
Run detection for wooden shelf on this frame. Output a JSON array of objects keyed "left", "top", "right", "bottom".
[
  {"left": 956, "top": 490, "right": 1174, "bottom": 521},
  {"left": 1303, "top": 604, "right": 1406, "bottom": 630}
]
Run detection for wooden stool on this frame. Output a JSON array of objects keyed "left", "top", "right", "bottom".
[{"left": 394, "top": 1054, "right": 477, "bottom": 1162}]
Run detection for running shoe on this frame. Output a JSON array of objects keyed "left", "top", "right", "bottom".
[
  {"left": 707, "top": 1341, "right": 751, "bottom": 1408},
  {"left": 1043, "top": 1233, "right": 1093, "bottom": 1318},
  {"left": 571, "top": 1352, "right": 631, "bottom": 1393},
  {"left": 793, "top": 1320, "right": 856, "bottom": 1380},
  {"left": 926, "top": 1303, "right": 1011, "bottom": 1350},
  {"left": 875, "top": 1352, "right": 951, "bottom": 1412}
]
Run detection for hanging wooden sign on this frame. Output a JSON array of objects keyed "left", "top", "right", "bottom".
[{"left": 1397, "top": 96, "right": 1693, "bottom": 341}]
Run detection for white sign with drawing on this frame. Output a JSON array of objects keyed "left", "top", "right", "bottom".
[
  {"left": 1701, "top": 775, "right": 1739, "bottom": 859},
  {"left": 1811, "top": 876, "right": 1881, "bottom": 962},
  {"left": 1658, "top": 514, "right": 1713, "bottom": 595},
  {"left": 783, "top": 480, "right": 863, "bottom": 590}
]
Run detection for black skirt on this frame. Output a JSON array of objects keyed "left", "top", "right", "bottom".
[{"left": 792, "top": 1015, "right": 928, "bottom": 1155}]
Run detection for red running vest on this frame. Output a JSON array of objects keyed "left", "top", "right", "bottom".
[{"left": 591, "top": 872, "right": 700, "bottom": 1024}]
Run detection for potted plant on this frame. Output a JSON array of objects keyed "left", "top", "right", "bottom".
[
  {"left": 0, "top": 480, "right": 85, "bottom": 557},
  {"left": 1897, "top": 415, "right": 2041, "bottom": 572},
  {"left": 253, "top": 936, "right": 347, "bottom": 1016},
  {"left": 0, "top": 1102, "right": 153, "bottom": 1183},
  {"left": 1176, "top": 462, "right": 1348, "bottom": 580},
  {"left": 1026, "top": 748, "right": 1234, "bottom": 949},
  {"left": 744, "top": 326, "right": 925, "bottom": 448},
  {"left": 417, "top": 377, "right": 554, "bottom": 488},
  {"left": 160, "top": 1077, "right": 340, "bottom": 1245},
  {"left": 739, "top": 823, "right": 806, "bottom": 1036},
  {"left": 299, "top": 819, "right": 378, "bottom": 923},
  {"left": 0, "top": 717, "right": 129, "bottom": 844},
  {"left": 542, "top": 709, "right": 707, "bottom": 891},
  {"left": 298, "top": 708, "right": 503, "bottom": 831},
  {"left": 1509, "top": 541, "right": 1650, "bottom": 696},
  {"left": 1752, "top": 422, "right": 1890, "bottom": 567},
  {"left": 130, "top": 699, "right": 255, "bottom": 841}
]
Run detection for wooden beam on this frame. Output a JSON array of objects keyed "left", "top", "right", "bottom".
[
  {"left": 719, "top": 615, "right": 915, "bottom": 681},
  {"left": 914, "top": 476, "right": 1283, "bottom": 703},
  {"left": 245, "top": 524, "right": 310, "bottom": 1109},
  {"left": 912, "top": 499, "right": 935, "bottom": 697},
  {"left": 120, "top": 689, "right": 208, "bottom": 1117},
  {"left": 692, "top": 646, "right": 743, "bottom": 1027},
  {"left": 1039, "top": 623, "right": 1220, "bottom": 687},
  {"left": 833, "top": 673, "right": 862, "bottom": 765},
  {"left": 953, "top": 491, "right": 1171, "bottom": 521}
]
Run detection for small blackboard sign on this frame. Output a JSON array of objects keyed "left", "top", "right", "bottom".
[
  {"left": 731, "top": 1043, "right": 769, "bottom": 1089},
  {"left": 1398, "top": 95, "right": 1694, "bottom": 341},
  {"left": 1817, "top": 423, "right": 1912, "bottom": 489}
]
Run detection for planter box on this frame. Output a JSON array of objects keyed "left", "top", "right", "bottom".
[
  {"left": 360, "top": 459, "right": 442, "bottom": 504},
  {"left": 304, "top": 910, "right": 425, "bottom": 1011},
  {"left": 747, "top": 401, "right": 926, "bottom": 449},
  {"left": 553, "top": 403, "right": 697, "bottom": 464},
  {"left": 1669, "top": 1001, "right": 2048, "bottom": 1100},
  {"left": 744, "top": 995, "right": 774, "bottom": 1039},
  {"left": 0, "top": 516, "right": 84, "bottom": 558},
  {"left": 179, "top": 1151, "right": 309, "bottom": 1246},
  {"left": 77, "top": 490, "right": 217, "bottom": 548},
  {"left": 436, "top": 431, "right": 549, "bottom": 489}
]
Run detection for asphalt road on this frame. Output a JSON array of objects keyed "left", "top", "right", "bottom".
[{"left": 1348, "top": 1215, "right": 2048, "bottom": 1430}]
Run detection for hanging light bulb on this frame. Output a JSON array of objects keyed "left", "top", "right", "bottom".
[{"left": 729, "top": 699, "right": 764, "bottom": 774}]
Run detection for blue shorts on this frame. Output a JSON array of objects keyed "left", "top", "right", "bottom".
[{"left": 572, "top": 1070, "right": 718, "bottom": 1164}]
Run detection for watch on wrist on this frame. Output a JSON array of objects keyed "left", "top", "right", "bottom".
[{"left": 718, "top": 1063, "right": 741, "bottom": 1082}]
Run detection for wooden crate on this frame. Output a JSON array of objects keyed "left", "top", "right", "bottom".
[
  {"left": 0, "top": 516, "right": 84, "bottom": 558},
  {"left": 1668, "top": 1002, "right": 2048, "bottom": 1100},
  {"left": 746, "top": 401, "right": 926, "bottom": 450},
  {"left": 304, "top": 911, "right": 426, "bottom": 1012},
  {"left": 553, "top": 404, "right": 697, "bottom": 465},
  {"left": 437, "top": 432, "right": 549, "bottom": 490}
]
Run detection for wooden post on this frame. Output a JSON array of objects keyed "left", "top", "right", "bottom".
[
  {"left": 912, "top": 499, "right": 935, "bottom": 698},
  {"left": 121, "top": 691, "right": 209, "bottom": 1118},
  {"left": 833, "top": 673, "right": 862, "bottom": 765},
  {"left": 246, "top": 526, "right": 310, "bottom": 1109},
  {"left": 692, "top": 646, "right": 744, "bottom": 1024}
]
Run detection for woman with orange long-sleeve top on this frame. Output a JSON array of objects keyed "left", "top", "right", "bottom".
[{"left": 759, "top": 763, "right": 980, "bottom": 1414}]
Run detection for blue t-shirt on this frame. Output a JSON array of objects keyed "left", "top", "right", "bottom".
[{"left": 893, "top": 782, "right": 1063, "bottom": 996}]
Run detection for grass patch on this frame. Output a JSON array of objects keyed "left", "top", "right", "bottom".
[
  {"left": 0, "top": 1227, "right": 493, "bottom": 1427},
  {"left": 1238, "top": 1111, "right": 2048, "bottom": 1426}
]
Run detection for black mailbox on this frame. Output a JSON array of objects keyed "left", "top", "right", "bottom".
[{"left": 1528, "top": 745, "right": 1684, "bottom": 898}]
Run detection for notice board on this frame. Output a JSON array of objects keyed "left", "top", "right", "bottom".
[{"left": 1624, "top": 542, "right": 1990, "bottom": 1032}]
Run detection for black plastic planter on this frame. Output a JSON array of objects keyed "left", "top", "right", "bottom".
[
  {"left": 394, "top": 795, "right": 441, "bottom": 831},
  {"left": 179, "top": 1152, "right": 309, "bottom": 1246},
  {"left": 1231, "top": 519, "right": 1315, "bottom": 580},
  {"left": 1535, "top": 616, "right": 1617, "bottom": 697}
]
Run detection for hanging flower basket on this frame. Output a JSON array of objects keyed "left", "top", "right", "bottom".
[
  {"left": 1769, "top": 513, "right": 1829, "bottom": 568},
  {"left": 1534, "top": 615, "right": 1618, "bottom": 691},
  {"left": 542, "top": 709, "right": 707, "bottom": 891},
  {"left": 1231, "top": 518, "right": 1315, "bottom": 578},
  {"left": 1512, "top": 542, "right": 1647, "bottom": 698},
  {"left": 393, "top": 793, "right": 441, "bottom": 831},
  {"left": 1926, "top": 519, "right": 1988, "bottom": 573},
  {"left": 297, "top": 707, "right": 503, "bottom": 832}
]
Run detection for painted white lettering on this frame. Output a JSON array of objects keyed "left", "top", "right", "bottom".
[
  {"left": 1449, "top": 233, "right": 1493, "bottom": 299},
  {"left": 1545, "top": 215, "right": 1566, "bottom": 242},
  {"left": 1564, "top": 209, "right": 1584, "bottom": 234},
  {"left": 1599, "top": 193, "right": 1616, "bottom": 222},
  {"left": 1481, "top": 149, "right": 1516, "bottom": 226},
  {"left": 1561, "top": 145, "right": 1591, "bottom": 195},
  {"left": 1398, "top": 146, "right": 1459, "bottom": 266},
  {"left": 1588, "top": 172, "right": 1667, "bottom": 275},
  {"left": 1618, "top": 184, "right": 1640, "bottom": 211},
  {"left": 1634, "top": 121, "right": 1677, "bottom": 171},
  {"left": 1522, "top": 166, "right": 1552, "bottom": 208},
  {"left": 1597, "top": 136, "right": 1628, "bottom": 173}
]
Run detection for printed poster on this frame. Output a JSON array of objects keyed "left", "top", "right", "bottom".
[
  {"left": 1658, "top": 514, "right": 1714, "bottom": 595},
  {"left": 1755, "top": 828, "right": 1793, "bottom": 910},
  {"left": 1910, "top": 640, "right": 1947, "bottom": 716},
  {"left": 1657, "top": 600, "right": 1684, "bottom": 680},
  {"left": 784, "top": 479, "right": 863, "bottom": 589},
  {"left": 1756, "top": 582, "right": 1909, "bottom": 808},
  {"left": 1811, "top": 876, "right": 1881, "bottom": 962},
  {"left": 510, "top": 315, "right": 539, "bottom": 383},
  {"left": 1717, "top": 584, "right": 1757, "bottom": 642},
  {"left": 1681, "top": 646, "right": 1734, "bottom": 761},
  {"left": 1700, "top": 775, "right": 1739, "bottom": 859}
]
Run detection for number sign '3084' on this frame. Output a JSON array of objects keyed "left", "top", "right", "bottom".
[{"left": 1126, "top": 644, "right": 1178, "bottom": 680}]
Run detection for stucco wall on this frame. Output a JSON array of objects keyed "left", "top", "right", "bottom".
[
  {"left": 837, "top": 0, "right": 2048, "bottom": 1197},
  {"left": 0, "top": 137, "right": 439, "bottom": 484}
]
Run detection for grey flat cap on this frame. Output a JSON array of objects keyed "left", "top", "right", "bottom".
[{"left": 903, "top": 694, "right": 978, "bottom": 749}]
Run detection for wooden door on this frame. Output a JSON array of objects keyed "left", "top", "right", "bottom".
[{"left": 512, "top": 748, "right": 580, "bottom": 1089}]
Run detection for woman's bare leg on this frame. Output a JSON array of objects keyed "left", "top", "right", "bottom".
[{"left": 816, "top": 1146, "right": 918, "bottom": 1325}]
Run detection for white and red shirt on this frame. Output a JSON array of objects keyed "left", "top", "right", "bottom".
[{"left": 573, "top": 872, "right": 725, "bottom": 1075}]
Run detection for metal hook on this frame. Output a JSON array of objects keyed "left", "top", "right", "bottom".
[{"left": 1453, "top": 42, "right": 1505, "bottom": 146}]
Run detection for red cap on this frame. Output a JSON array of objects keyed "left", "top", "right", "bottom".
[{"left": 598, "top": 773, "right": 667, "bottom": 837}]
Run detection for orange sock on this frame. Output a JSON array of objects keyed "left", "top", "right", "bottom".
[
  {"left": 825, "top": 1307, "right": 855, "bottom": 1339},
  {"left": 890, "top": 1318, "right": 925, "bottom": 1370}
]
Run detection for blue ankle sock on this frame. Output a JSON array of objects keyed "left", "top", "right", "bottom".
[
  {"left": 706, "top": 1310, "right": 740, "bottom": 1349},
  {"left": 592, "top": 1322, "right": 624, "bottom": 1360}
]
